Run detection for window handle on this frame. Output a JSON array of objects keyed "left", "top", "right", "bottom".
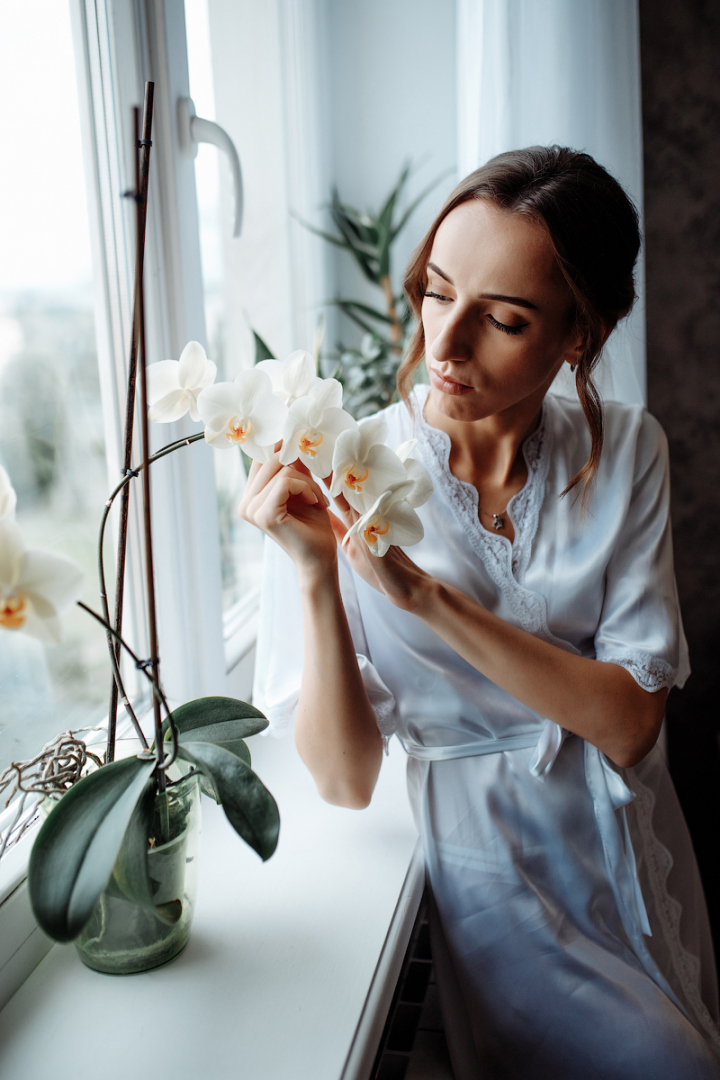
[{"left": 178, "top": 97, "right": 243, "bottom": 238}]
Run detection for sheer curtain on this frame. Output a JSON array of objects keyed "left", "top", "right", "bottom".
[{"left": 456, "top": 0, "right": 646, "bottom": 406}]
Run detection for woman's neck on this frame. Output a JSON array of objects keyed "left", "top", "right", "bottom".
[{"left": 423, "top": 388, "right": 544, "bottom": 491}]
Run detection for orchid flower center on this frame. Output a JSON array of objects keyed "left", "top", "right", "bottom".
[
  {"left": 363, "top": 515, "right": 390, "bottom": 546},
  {"left": 226, "top": 416, "right": 252, "bottom": 444},
  {"left": 299, "top": 430, "right": 323, "bottom": 457},
  {"left": 344, "top": 463, "right": 369, "bottom": 492},
  {"left": 0, "top": 592, "right": 26, "bottom": 630}
]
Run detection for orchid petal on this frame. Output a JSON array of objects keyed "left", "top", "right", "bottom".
[
  {"left": 178, "top": 341, "right": 210, "bottom": 389},
  {"left": 403, "top": 458, "right": 434, "bottom": 508},
  {"left": 148, "top": 389, "right": 190, "bottom": 423},
  {"left": 0, "top": 519, "right": 25, "bottom": 589},
  {"left": 395, "top": 439, "right": 418, "bottom": 463},
  {"left": 19, "top": 609, "right": 63, "bottom": 644},
  {"left": 21, "top": 549, "right": 84, "bottom": 615},
  {"left": 357, "top": 417, "right": 388, "bottom": 458},
  {"left": 147, "top": 360, "right": 180, "bottom": 403},
  {"left": 285, "top": 350, "right": 318, "bottom": 397},
  {"left": 197, "top": 382, "right": 240, "bottom": 430},
  {"left": 0, "top": 467, "right": 17, "bottom": 520},
  {"left": 255, "top": 359, "right": 284, "bottom": 392}
]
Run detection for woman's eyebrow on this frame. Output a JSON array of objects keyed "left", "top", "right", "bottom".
[
  {"left": 427, "top": 261, "right": 454, "bottom": 283},
  {"left": 481, "top": 293, "right": 539, "bottom": 311},
  {"left": 427, "top": 263, "right": 539, "bottom": 311}
]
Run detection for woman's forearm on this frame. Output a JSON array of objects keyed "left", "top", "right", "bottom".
[
  {"left": 294, "top": 569, "right": 383, "bottom": 808},
  {"left": 414, "top": 577, "right": 667, "bottom": 768}
]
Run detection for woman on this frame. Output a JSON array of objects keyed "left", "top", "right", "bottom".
[{"left": 246, "top": 147, "right": 720, "bottom": 1078}]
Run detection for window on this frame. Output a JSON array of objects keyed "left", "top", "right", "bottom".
[{"left": 0, "top": 0, "right": 111, "bottom": 776}]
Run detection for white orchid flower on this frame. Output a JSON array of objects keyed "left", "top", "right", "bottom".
[
  {"left": 278, "top": 379, "right": 355, "bottom": 478},
  {"left": 330, "top": 417, "right": 408, "bottom": 512},
  {"left": 197, "top": 367, "right": 288, "bottom": 462},
  {"left": 0, "top": 466, "right": 17, "bottom": 520},
  {"left": 343, "top": 480, "right": 424, "bottom": 557},
  {"left": 0, "top": 519, "right": 83, "bottom": 643},
  {"left": 395, "top": 439, "right": 434, "bottom": 508},
  {"left": 147, "top": 341, "right": 217, "bottom": 423},
  {"left": 256, "top": 350, "right": 322, "bottom": 407}
]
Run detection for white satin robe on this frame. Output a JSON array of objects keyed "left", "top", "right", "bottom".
[{"left": 253, "top": 386, "right": 720, "bottom": 1078}]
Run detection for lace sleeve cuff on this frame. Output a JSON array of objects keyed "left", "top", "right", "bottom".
[{"left": 596, "top": 648, "right": 677, "bottom": 693}]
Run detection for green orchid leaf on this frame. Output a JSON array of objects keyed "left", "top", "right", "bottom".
[
  {"left": 111, "top": 781, "right": 183, "bottom": 924},
  {"left": 163, "top": 696, "right": 268, "bottom": 744},
  {"left": 28, "top": 756, "right": 156, "bottom": 942},
  {"left": 177, "top": 741, "right": 279, "bottom": 861},
  {"left": 253, "top": 330, "right": 275, "bottom": 363}
]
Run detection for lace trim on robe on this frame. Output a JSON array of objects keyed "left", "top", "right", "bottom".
[
  {"left": 631, "top": 771, "right": 720, "bottom": 1051},
  {"left": 596, "top": 648, "right": 677, "bottom": 693},
  {"left": 413, "top": 390, "right": 577, "bottom": 657}
]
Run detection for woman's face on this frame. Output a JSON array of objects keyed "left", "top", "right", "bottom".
[{"left": 422, "top": 199, "right": 583, "bottom": 424}]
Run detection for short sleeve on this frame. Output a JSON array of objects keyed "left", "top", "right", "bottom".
[
  {"left": 251, "top": 538, "right": 397, "bottom": 738},
  {"left": 593, "top": 411, "right": 690, "bottom": 692}
]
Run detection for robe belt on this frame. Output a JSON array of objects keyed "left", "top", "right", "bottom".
[
  {"left": 400, "top": 720, "right": 672, "bottom": 995},
  {"left": 402, "top": 722, "right": 690, "bottom": 1016}
]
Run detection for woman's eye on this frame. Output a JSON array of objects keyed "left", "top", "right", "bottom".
[
  {"left": 424, "top": 290, "right": 452, "bottom": 303},
  {"left": 487, "top": 313, "right": 527, "bottom": 336}
]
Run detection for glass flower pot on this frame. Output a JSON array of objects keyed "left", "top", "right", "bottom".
[{"left": 74, "top": 772, "right": 201, "bottom": 975}]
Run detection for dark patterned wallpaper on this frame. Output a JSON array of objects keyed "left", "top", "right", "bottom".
[{"left": 639, "top": 0, "right": 720, "bottom": 948}]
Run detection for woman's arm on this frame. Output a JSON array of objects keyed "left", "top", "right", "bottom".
[
  {"left": 240, "top": 456, "right": 383, "bottom": 808},
  {"left": 414, "top": 576, "right": 667, "bottom": 768},
  {"left": 333, "top": 512, "right": 667, "bottom": 770}
]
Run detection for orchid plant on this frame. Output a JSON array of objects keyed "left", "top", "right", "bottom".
[{"left": 0, "top": 335, "right": 432, "bottom": 957}]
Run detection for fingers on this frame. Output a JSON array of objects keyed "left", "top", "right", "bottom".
[
  {"left": 328, "top": 512, "right": 348, "bottom": 546},
  {"left": 241, "top": 462, "right": 328, "bottom": 531}
]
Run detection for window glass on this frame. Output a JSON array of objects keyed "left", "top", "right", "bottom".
[
  {"left": 185, "top": 0, "right": 264, "bottom": 619},
  {"left": 0, "top": 0, "right": 112, "bottom": 769}
]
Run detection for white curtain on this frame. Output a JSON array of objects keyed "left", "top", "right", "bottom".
[{"left": 456, "top": 0, "right": 646, "bottom": 406}]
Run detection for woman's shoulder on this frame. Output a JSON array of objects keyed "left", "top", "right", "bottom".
[{"left": 546, "top": 392, "right": 668, "bottom": 475}]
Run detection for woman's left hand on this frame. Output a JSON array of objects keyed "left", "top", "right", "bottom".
[{"left": 326, "top": 486, "right": 432, "bottom": 613}]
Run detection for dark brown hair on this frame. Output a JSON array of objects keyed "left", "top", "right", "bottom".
[{"left": 399, "top": 146, "right": 641, "bottom": 496}]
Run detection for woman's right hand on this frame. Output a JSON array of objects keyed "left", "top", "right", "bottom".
[{"left": 238, "top": 451, "right": 338, "bottom": 581}]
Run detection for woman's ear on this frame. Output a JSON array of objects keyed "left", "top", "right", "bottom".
[{"left": 564, "top": 321, "right": 612, "bottom": 368}]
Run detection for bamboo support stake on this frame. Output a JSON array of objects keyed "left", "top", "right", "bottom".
[{"left": 106, "top": 83, "right": 154, "bottom": 763}]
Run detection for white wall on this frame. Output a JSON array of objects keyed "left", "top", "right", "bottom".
[{"left": 319, "top": 0, "right": 458, "bottom": 352}]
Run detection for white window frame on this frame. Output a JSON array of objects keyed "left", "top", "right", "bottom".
[{"left": 0, "top": 0, "right": 239, "bottom": 1000}]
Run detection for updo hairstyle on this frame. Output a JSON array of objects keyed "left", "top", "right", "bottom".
[{"left": 399, "top": 146, "right": 642, "bottom": 496}]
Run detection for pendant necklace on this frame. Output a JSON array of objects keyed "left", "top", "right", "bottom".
[{"left": 478, "top": 505, "right": 509, "bottom": 531}]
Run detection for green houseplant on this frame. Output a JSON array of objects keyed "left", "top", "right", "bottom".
[{"left": 301, "top": 163, "right": 446, "bottom": 418}]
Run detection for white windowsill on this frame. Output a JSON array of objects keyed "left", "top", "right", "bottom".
[{"left": 0, "top": 729, "right": 420, "bottom": 1080}]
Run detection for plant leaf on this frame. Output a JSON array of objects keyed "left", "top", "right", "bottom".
[
  {"left": 336, "top": 302, "right": 394, "bottom": 344},
  {"left": 390, "top": 170, "right": 452, "bottom": 241},
  {"left": 163, "top": 696, "right": 268, "bottom": 743},
  {"left": 253, "top": 330, "right": 275, "bottom": 363},
  {"left": 177, "top": 741, "right": 279, "bottom": 861},
  {"left": 111, "top": 781, "right": 183, "bottom": 924},
  {"left": 28, "top": 756, "right": 156, "bottom": 942},
  {"left": 331, "top": 299, "right": 395, "bottom": 325}
]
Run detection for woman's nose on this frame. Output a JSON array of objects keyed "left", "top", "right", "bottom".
[{"left": 429, "top": 308, "right": 475, "bottom": 365}]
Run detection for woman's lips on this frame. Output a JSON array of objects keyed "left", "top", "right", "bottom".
[{"left": 430, "top": 366, "right": 474, "bottom": 396}]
